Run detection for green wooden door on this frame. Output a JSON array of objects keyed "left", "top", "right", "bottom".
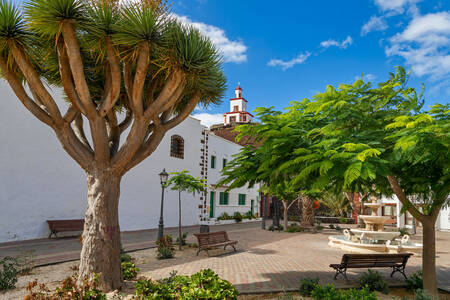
[
  {"left": 209, "top": 191, "right": 215, "bottom": 218},
  {"left": 251, "top": 200, "right": 254, "bottom": 215}
]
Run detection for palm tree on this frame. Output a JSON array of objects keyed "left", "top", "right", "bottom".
[
  {"left": 0, "top": 0, "right": 225, "bottom": 290},
  {"left": 166, "top": 170, "right": 207, "bottom": 250},
  {"left": 319, "top": 192, "right": 351, "bottom": 217}
]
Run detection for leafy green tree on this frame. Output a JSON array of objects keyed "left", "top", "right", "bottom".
[
  {"left": 280, "top": 68, "right": 448, "bottom": 296},
  {"left": 166, "top": 170, "right": 207, "bottom": 250},
  {"left": 0, "top": 0, "right": 225, "bottom": 290},
  {"left": 219, "top": 107, "right": 318, "bottom": 228}
]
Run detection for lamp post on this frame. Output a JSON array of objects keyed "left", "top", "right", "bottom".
[{"left": 157, "top": 169, "right": 169, "bottom": 241}]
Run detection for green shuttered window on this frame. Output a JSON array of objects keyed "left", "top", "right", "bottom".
[
  {"left": 238, "top": 194, "right": 246, "bottom": 205},
  {"left": 219, "top": 192, "right": 229, "bottom": 205}
]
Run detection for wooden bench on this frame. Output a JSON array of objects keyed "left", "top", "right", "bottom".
[
  {"left": 193, "top": 231, "right": 238, "bottom": 256},
  {"left": 47, "top": 219, "right": 84, "bottom": 238},
  {"left": 330, "top": 253, "right": 412, "bottom": 280}
]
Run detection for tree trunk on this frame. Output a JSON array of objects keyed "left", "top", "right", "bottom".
[
  {"left": 78, "top": 170, "right": 122, "bottom": 291},
  {"left": 422, "top": 217, "right": 438, "bottom": 297},
  {"left": 301, "top": 197, "right": 314, "bottom": 227},
  {"left": 178, "top": 189, "right": 182, "bottom": 251},
  {"left": 282, "top": 201, "right": 288, "bottom": 230}
]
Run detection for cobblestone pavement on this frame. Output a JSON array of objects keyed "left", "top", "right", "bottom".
[{"left": 1, "top": 221, "right": 449, "bottom": 294}]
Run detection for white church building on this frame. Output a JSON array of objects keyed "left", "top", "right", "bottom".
[{"left": 0, "top": 83, "right": 260, "bottom": 243}]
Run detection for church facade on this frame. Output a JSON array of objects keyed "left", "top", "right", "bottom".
[{"left": 0, "top": 82, "right": 260, "bottom": 243}]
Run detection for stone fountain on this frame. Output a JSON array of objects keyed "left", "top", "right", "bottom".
[{"left": 328, "top": 196, "right": 422, "bottom": 255}]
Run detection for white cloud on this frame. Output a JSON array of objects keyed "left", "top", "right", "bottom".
[
  {"left": 191, "top": 113, "right": 224, "bottom": 127},
  {"left": 385, "top": 12, "right": 450, "bottom": 80},
  {"left": 361, "top": 16, "right": 388, "bottom": 36},
  {"left": 320, "top": 36, "right": 353, "bottom": 49},
  {"left": 374, "top": 0, "right": 420, "bottom": 14},
  {"left": 173, "top": 14, "right": 247, "bottom": 63},
  {"left": 267, "top": 52, "right": 311, "bottom": 71}
]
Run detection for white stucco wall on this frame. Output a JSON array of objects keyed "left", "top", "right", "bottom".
[
  {"left": 0, "top": 80, "right": 262, "bottom": 243},
  {"left": 438, "top": 206, "right": 450, "bottom": 231},
  {"left": 207, "top": 133, "right": 260, "bottom": 219},
  {"left": 0, "top": 79, "right": 205, "bottom": 242}
]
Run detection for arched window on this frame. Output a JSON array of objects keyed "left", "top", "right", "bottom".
[{"left": 170, "top": 135, "right": 184, "bottom": 159}]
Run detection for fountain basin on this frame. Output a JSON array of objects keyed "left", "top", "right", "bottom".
[
  {"left": 328, "top": 235, "right": 422, "bottom": 255},
  {"left": 364, "top": 203, "right": 384, "bottom": 209},
  {"left": 328, "top": 235, "right": 387, "bottom": 254},
  {"left": 359, "top": 215, "right": 391, "bottom": 224},
  {"left": 350, "top": 229, "right": 400, "bottom": 241}
]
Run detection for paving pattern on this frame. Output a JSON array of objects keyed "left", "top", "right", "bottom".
[
  {"left": 1, "top": 221, "right": 449, "bottom": 294},
  {"left": 137, "top": 225, "right": 450, "bottom": 294}
]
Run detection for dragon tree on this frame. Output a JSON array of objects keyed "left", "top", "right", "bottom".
[{"left": 0, "top": 0, "right": 225, "bottom": 290}]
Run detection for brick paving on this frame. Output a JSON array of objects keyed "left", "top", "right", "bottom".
[
  {"left": 1, "top": 221, "right": 450, "bottom": 294},
  {"left": 137, "top": 224, "right": 450, "bottom": 294}
]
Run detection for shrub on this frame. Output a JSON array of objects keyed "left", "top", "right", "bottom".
[
  {"left": 25, "top": 275, "right": 106, "bottom": 299},
  {"left": 335, "top": 225, "right": 342, "bottom": 231},
  {"left": 268, "top": 224, "right": 284, "bottom": 231},
  {"left": 299, "top": 277, "right": 319, "bottom": 296},
  {"left": 399, "top": 227, "right": 409, "bottom": 236},
  {"left": 120, "top": 245, "right": 132, "bottom": 263},
  {"left": 286, "top": 224, "right": 305, "bottom": 233},
  {"left": 358, "top": 269, "right": 389, "bottom": 294},
  {"left": 315, "top": 225, "right": 324, "bottom": 231},
  {"left": 288, "top": 215, "right": 299, "bottom": 222},
  {"left": 413, "top": 289, "right": 433, "bottom": 300},
  {"left": 176, "top": 232, "right": 188, "bottom": 246},
  {"left": 244, "top": 211, "right": 255, "bottom": 219},
  {"left": 311, "top": 284, "right": 376, "bottom": 300},
  {"left": 217, "top": 212, "right": 232, "bottom": 220},
  {"left": 134, "top": 269, "right": 238, "bottom": 299},
  {"left": 233, "top": 212, "right": 243, "bottom": 223},
  {"left": 329, "top": 224, "right": 335, "bottom": 229},
  {"left": 0, "top": 256, "right": 19, "bottom": 290},
  {"left": 405, "top": 270, "right": 423, "bottom": 292},
  {"left": 339, "top": 217, "right": 347, "bottom": 224},
  {"left": 157, "top": 235, "right": 174, "bottom": 260},
  {"left": 122, "top": 262, "right": 139, "bottom": 280}
]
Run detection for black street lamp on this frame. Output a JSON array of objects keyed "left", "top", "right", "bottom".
[{"left": 157, "top": 169, "right": 169, "bottom": 241}]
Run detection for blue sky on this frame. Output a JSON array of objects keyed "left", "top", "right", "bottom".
[{"left": 170, "top": 0, "right": 450, "bottom": 126}]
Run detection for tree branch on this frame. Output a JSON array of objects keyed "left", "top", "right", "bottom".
[
  {"left": 118, "top": 107, "right": 133, "bottom": 134},
  {"left": 55, "top": 123, "right": 94, "bottom": 171},
  {"left": 61, "top": 23, "right": 97, "bottom": 117},
  {"left": 387, "top": 175, "right": 424, "bottom": 222},
  {"left": 57, "top": 40, "right": 86, "bottom": 115},
  {"left": 64, "top": 105, "right": 79, "bottom": 123},
  {"left": 123, "top": 93, "right": 201, "bottom": 174},
  {"left": 99, "top": 38, "right": 121, "bottom": 117},
  {"left": 10, "top": 45, "right": 63, "bottom": 126},
  {"left": 144, "top": 70, "right": 185, "bottom": 120},
  {"left": 0, "top": 57, "right": 54, "bottom": 127},
  {"left": 131, "top": 42, "right": 150, "bottom": 116},
  {"left": 106, "top": 111, "right": 120, "bottom": 155},
  {"left": 73, "top": 112, "right": 93, "bottom": 152}
]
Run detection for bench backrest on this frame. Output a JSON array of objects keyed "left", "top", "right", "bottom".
[
  {"left": 47, "top": 219, "right": 84, "bottom": 231},
  {"left": 194, "top": 231, "right": 229, "bottom": 246},
  {"left": 342, "top": 253, "right": 411, "bottom": 267}
]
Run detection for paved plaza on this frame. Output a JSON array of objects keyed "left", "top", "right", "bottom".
[{"left": 1, "top": 221, "right": 450, "bottom": 297}]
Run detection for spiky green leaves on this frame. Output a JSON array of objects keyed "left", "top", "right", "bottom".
[
  {"left": 0, "top": 1, "right": 28, "bottom": 50},
  {"left": 113, "top": 4, "right": 161, "bottom": 47},
  {"left": 24, "top": 0, "right": 87, "bottom": 38},
  {"left": 161, "top": 21, "right": 225, "bottom": 105}
]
